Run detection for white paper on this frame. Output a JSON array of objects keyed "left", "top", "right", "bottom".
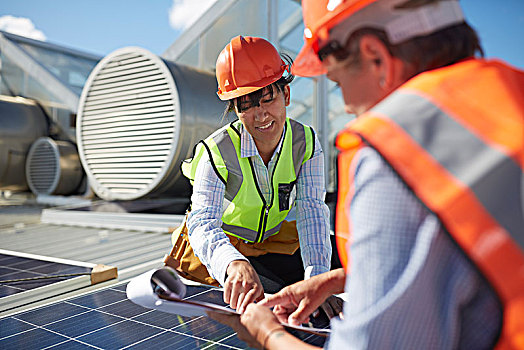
[
  {"left": 126, "top": 269, "right": 331, "bottom": 335},
  {"left": 126, "top": 268, "right": 234, "bottom": 317}
]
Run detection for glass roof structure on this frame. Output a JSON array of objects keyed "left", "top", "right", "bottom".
[
  {"left": 0, "top": 30, "right": 100, "bottom": 141},
  {"left": 162, "top": 0, "right": 355, "bottom": 191},
  {"left": 0, "top": 30, "right": 100, "bottom": 108}
]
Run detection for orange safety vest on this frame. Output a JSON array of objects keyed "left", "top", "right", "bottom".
[{"left": 335, "top": 58, "right": 524, "bottom": 349}]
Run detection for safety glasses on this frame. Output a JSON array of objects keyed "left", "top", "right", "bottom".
[
  {"left": 316, "top": 40, "right": 352, "bottom": 63},
  {"left": 235, "top": 86, "right": 278, "bottom": 114}
]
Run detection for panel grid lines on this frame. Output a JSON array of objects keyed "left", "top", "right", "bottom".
[
  {"left": 1, "top": 282, "right": 327, "bottom": 349},
  {"left": 0, "top": 253, "right": 92, "bottom": 299},
  {"left": 65, "top": 291, "right": 242, "bottom": 349},
  {"left": 1, "top": 285, "right": 246, "bottom": 349},
  {"left": 8, "top": 317, "right": 104, "bottom": 349}
]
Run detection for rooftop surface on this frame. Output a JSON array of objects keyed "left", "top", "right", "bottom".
[{"left": 0, "top": 192, "right": 177, "bottom": 317}]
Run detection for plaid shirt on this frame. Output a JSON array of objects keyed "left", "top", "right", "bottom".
[{"left": 186, "top": 123, "right": 331, "bottom": 286}]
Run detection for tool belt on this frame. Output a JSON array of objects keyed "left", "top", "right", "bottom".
[{"left": 164, "top": 215, "right": 300, "bottom": 287}]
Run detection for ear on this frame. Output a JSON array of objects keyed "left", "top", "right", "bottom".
[
  {"left": 283, "top": 85, "right": 290, "bottom": 106},
  {"left": 358, "top": 35, "right": 396, "bottom": 90}
]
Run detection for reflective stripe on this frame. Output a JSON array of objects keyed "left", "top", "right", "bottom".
[
  {"left": 334, "top": 142, "right": 362, "bottom": 272},
  {"left": 290, "top": 119, "right": 307, "bottom": 177},
  {"left": 222, "top": 221, "right": 282, "bottom": 242},
  {"left": 374, "top": 91, "right": 524, "bottom": 247},
  {"left": 222, "top": 223, "right": 258, "bottom": 242},
  {"left": 213, "top": 129, "right": 242, "bottom": 202},
  {"left": 262, "top": 222, "right": 283, "bottom": 240}
]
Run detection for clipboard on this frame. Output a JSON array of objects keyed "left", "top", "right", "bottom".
[{"left": 126, "top": 267, "right": 330, "bottom": 337}]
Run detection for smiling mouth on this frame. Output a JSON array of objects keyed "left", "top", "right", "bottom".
[{"left": 257, "top": 121, "right": 274, "bottom": 130}]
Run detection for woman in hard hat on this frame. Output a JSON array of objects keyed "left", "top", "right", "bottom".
[
  {"left": 210, "top": 0, "right": 524, "bottom": 349},
  {"left": 173, "top": 35, "right": 335, "bottom": 315}
]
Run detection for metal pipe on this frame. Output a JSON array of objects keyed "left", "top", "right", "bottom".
[{"left": 0, "top": 96, "right": 48, "bottom": 191}]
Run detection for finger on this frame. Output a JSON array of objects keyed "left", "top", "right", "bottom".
[
  {"left": 274, "top": 303, "right": 302, "bottom": 320},
  {"left": 224, "top": 280, "right": 232, "bottom": 305},
  {"left": 258, "top": 293, "right": 290, "bottom": 308},
  {"left": 237, "top": 292, "right": 246, "bottom": 312},
  {"left": 255, "top": 289, "right": 265, "bottom": 302},
  {"left": 240, "top": 285, "right": 262, "bottom": 314},
  {"left": 207, "top": 311, "right": 238, "bottom": 327},
  {"left": 272, "top": 304, "right": 286, "bottom": 315},
  {"left": 272, "top": 305, "right": 291, "bottom": 324},
  {"left": 289, "top": 300, "right": 316, "bottom": 326},
  {"left": 229, "top": 281, "right": 242, "bottom": 309},
  {"left": 238, "top": 288, "right": 254, "bottom": 314}
]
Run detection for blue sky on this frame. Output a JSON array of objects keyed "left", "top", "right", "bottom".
[{"left": 1, "top": 0, "right": 523, "bottom": 69}]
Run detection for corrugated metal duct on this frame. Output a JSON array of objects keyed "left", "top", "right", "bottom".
[{"left": 77, "top": 47, "right": 225, "bottom": 201}]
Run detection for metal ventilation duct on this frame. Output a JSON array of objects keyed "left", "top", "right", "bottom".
[
  {"left": 25, "top": 137, "right": 84, "bottom": 195},
  {"left": 0, "top": 96, "right": 49, "bottom": 191},
  {"left": 77, "top": 47, "right": 225, "bottom": 201}
]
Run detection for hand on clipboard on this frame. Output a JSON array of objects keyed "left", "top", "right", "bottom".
[{"left": 127, "top": 267, "right": 330, "bottom": 336}]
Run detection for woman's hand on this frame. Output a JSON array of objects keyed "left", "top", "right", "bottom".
[
  {"left": 260, "top": 268, "right": 346, "bottom": 326},
  {"left": 207, "top": 311, "right": 265, "bottom": 349},
  {"left": 209, "top": 304, "right": 321, "bottom": 350},
  {"left": 241, "top": 303, "right": 285, "bottom": 347},
  {"left": 224, "top": 260, "right": 264, "bottom": 313}
]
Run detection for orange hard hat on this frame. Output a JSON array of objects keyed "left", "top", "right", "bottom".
[
  {"left": 216, "top": 36, "right": 288, "bottom": 101},
  {"left": 293, "top": 0, "right": 464, "bottom": 77},
  {"left": 293, "top": 0, "right": 377, "bottom": 77}
]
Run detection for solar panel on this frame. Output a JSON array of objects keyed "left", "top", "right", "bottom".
[
  {"left": 0, "top": 249, "right": 116, "bottom": 313},
  {"left": 0, "top": 282, "right": 328, "bottom": 349}
]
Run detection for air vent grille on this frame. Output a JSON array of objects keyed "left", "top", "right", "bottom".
[
  {"left": 77, "top": 49, "right": 177, "bottom": 200},
  {"left": 26, "top": 138, "right": 60, "bottom": 195}
]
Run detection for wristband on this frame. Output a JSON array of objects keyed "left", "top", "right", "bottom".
[{"left": 263, "top": 327, "right": 285, "bottom": 349}]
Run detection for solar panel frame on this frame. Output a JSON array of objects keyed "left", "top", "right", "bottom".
[
  {"left": 0, "top": 282, "right": 329, "bottom": 349},
  {"left": 0, "top": 249, "right": 96, "bottom": 313}
]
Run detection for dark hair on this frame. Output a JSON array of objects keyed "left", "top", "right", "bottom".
[
  {"left": 337, "top": 1, "right": 484, "bottom": 80},
  {"left": 221, "top": 53, "right": 294, "bottom": 120}
]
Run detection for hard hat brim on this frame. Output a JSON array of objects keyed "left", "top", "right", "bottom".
[
  {"left": 216, "top": 85, "right": 267, "bottom": 101},
  {"left": 216, "top": 64, "right": 287, "bottom": 101},
  {"left": 291, "top": 44, "right": 327, "bottom": 78},
  {"left": 294, "top": 0, "right": 464, "bottom": 79},
  {"left": 292, "top": 0, "right": 377, "bottom": 78}
]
